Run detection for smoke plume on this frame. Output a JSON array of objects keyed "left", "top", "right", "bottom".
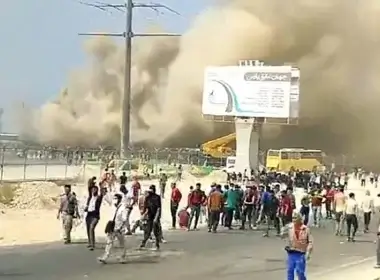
[{"left": 19, "top": 0, "right": 380, "bottom": 166}]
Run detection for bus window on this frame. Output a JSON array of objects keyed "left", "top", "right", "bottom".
[
  {"left": 281, "top": 152, "right": 300, "bottom": 159},
  {"left": 267, "top": 150, "right": 280, "bottom": 157},
  {"left": 301, "top": 152, "right": 323, "bottom": 161},
  {"left": 281, "top": 152, "right": 290, "bottom": 159}
]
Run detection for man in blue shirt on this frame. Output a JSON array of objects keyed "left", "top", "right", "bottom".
[{"left": 261, "top": 186, "right": 273, "bottom": 237}]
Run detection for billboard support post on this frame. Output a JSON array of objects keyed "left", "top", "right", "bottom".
[{"left": 235, "top": 117, "right": 261, "bottom": 172}]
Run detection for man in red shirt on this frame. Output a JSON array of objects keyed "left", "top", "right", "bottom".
[
  {"left": 325, "top": 185, "right": 335, "bottom": 219},
  {"left": 170, "top": 183, "right": 182, "bottom": 229},
  {"left": 131, "top": 176, "right": 141, "bottom": 205},
  {"left": 187, "top": 183, "right": 206, "bottom": 231},
  {"left": 311, "top": 189, "right": 323, "bottom": 227},
  {"left": 280, "top": 190, "right": 293, "bottom": 227}
]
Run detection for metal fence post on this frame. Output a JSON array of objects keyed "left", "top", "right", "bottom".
[
  {"left": 154, "top": 149, "right": 158, "bottom": 174},
  {"left": 23, "top": 148, "right": 27, "bottom": 180},
  {"left": 44, "top": 150, "right": 48, "bottom": 181},
  {"left": 82, "top": 158, "right": 86, "bottom": 183},
  {"left": 0, "top": 146, "right": 4, "bottom": 183},
  {"left": 342, "top": 154, "right": 347, "bottom": 171},
  {"left": 64, "top": 149, "right": 68, "bottom": 179}
]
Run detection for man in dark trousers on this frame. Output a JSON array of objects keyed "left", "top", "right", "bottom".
[
  {"left": 375, "top": 212, "right": 380, "bottom": 268},
  {"left": 187, "top": 183, "right": 206, "bottom": 231},
  {"left": 84, "top": 185, "right": 104, "bottom": 250},
  {"left": 240, "top": 186, "right": 255, "bottom": 230},
  {"left": 208, "top": 185, "right": 223, "bottom": 233},
  {"left": 170, "top": 182, "right": 182, "bottom": 229},
  {"left": 119, "top": 172, "right": 127, "bottom": 188},
  {"left": 140, "top": 185, "right": 161, "bottom": 250}
]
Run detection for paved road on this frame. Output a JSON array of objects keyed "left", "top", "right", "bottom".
[{"left": 0, "top": 221, "right": 376, "bottom": 280}]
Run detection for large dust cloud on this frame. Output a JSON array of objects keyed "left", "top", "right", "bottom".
[{"left": 19, "top": 0, "right": 380, "bottom": 166}]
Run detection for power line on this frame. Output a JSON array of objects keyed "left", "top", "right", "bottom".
[{"left": 77, "top": 0, "right": 181, "bottom": 158}]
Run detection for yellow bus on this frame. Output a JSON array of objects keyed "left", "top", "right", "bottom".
[{"left": 265, "top": 148, "right": 324, "bottom": 172}]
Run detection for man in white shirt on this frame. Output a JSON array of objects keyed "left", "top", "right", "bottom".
[
  {"left": 345, "top": 192, "right": 358, "bottom": 242},
  {"left": 104, "top": 184, "right": 135, "bottom": 235},
  {"left": 98, "top": 193, "right": 128, "bottom": 264},
  {"left": 123, "top": 185, "right": 135, "bottom": 235},
  {"left": 361, "top": 190, "right": 374, "bottom": 233}
]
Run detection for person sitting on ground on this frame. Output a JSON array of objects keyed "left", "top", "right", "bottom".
[{"left": 178, "top": 208, "right": 190, "bottom": 229}]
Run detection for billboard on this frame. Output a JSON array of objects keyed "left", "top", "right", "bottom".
[{"left": 202, "top": 65, "right": 292, "bottom": 118}]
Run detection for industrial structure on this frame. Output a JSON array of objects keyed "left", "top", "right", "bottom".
[{"left": 201, "top": 133, "right": 235, "bottom": 158}]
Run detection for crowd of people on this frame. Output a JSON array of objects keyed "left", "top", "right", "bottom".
[{"left": 56, "top": 167, "right": 379, "bottom": 278}]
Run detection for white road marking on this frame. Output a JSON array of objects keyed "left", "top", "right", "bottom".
[{"left": 309, "top": 256, "right": 375, "bottom": 277}]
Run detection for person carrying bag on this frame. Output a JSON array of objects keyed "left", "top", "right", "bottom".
[{"left": 98, "top": 194, "right": 128, "bottom": 264}]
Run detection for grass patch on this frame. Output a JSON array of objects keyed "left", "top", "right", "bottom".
[{"left": 0, "top": 183, "right": 18, "bottom": 205}]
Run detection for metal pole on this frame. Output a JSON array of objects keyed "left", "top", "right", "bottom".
[
  {"left": 78, "top": 0, "right": 181, "bottom": 159},
  {"left": 121, "top": 0, "right": 133, "bottom": 159}
]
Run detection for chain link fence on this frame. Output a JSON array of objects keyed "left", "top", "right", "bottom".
[{"left": 0, "top": 145, "right": 360, "bottom": 182}]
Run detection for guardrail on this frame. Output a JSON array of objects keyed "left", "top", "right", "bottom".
[
  {"left": 0, "top": 161, "right": 220, "bottom": 183},
  {"left": 0, "top": 163, "right": 83, "bottom": 182},
  {"left": 0, "top": 145, "right": 361, "bottom": 183}
]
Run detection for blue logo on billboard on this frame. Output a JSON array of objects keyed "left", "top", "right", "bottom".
[{"left": 207, "top": 79, "right": 252, "bottom": 113}]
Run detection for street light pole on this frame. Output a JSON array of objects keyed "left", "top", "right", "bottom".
[
  {"left": 78, "top": 0, "right": 181, "bottom": 158},
  {"left": 122, "top": 0, "right": 133, "bottom": 161}
]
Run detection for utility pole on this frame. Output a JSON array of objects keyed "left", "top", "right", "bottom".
[
  {"left": 0, "top": 108, "right": 3, "bottom": 133},
  {"left": 78, "top": 0, "right": 181, "bottom": 158}
]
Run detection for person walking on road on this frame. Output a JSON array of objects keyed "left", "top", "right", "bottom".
[
  {"left": 187, "top": 183, "right": 206, "bottom": 231},
  {"left": 57, "top": 184, "right": 79, "bottom": 244},
  {"left": 207, "top": 184, "right": 223, "bottom": 233},
  {"left": 98, "top": 193, "right": 128, "bottom": 264},
  {"left": 333, "top": 187, "right": 346, "bottom": 236},
  {"left": 345, "top": 192, "right": 359, "bottom": 242},
  {"left": 361, "top": 190, "right": 374, "bottom": 233},
  {"left": 170, "top": 182, "right": 182, "bottom": 229},
  {"left": 375, "top": 214, "right": 380, "bottom": 268},
  {"left": 282, "top": 212, "right": 313, "bottom": 280},
  {"left": 84, "top": 185, "right": 104, "bottom": 250},
  {"left": 140, "top": 185, "right": 162, "bottom": 250}
]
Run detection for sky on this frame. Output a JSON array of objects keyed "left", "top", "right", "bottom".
[{"left": 0, "top": 0, "right": 205, "bottom": 132}]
